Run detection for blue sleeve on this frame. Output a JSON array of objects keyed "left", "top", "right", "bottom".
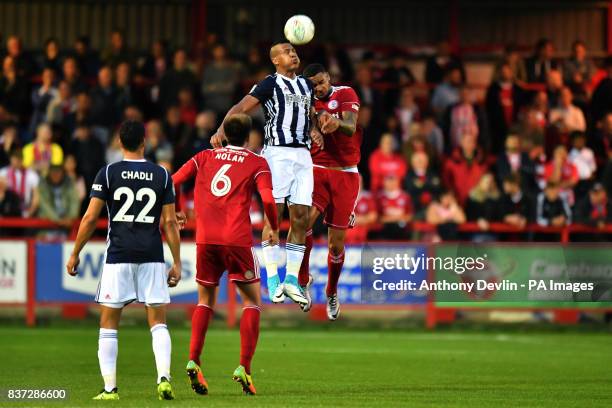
[
  {"left": 162, "top": 168, "right": 175, "bottom": 205},
  {"left": 249, "top": 76, "right": 275, "bottom": 102},
  {"left": 90, "top": 166, "right": 109, "bottom": 201}
]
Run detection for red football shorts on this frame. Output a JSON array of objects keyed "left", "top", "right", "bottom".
[
  {"left": 312, "top": 166, "right": 360, "bottom": 230},
  {"left": 196, "top": 244, "right": 260, "bottom": 287}
]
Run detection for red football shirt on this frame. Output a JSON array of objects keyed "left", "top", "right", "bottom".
[
  {"left": 376, "top": 190, "right": 413, "bottom": 219},
  {"left": 172, "top": 146, "right": 272, "bottom": 247},
  {"left": 311, "top": 86, "right": 362, "bottom": 167}
]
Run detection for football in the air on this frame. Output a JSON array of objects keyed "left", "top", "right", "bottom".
[{"left": 284, "top": 15, "right": 315, "bottom": 45}]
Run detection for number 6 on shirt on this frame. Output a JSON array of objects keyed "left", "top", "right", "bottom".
[{"left": 211, "top": 164, "right": 232, "bottom": 197}]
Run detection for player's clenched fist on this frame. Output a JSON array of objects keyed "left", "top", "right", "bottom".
[
  {"left": 175, "top": 211, "right": 187, "bottom": 230},
  {"left": 167, "top": 263, "right": 181, "bottom": 287},
  {"left": 66, "top": 253, "right": 80, "bottom": 276},
  {"left": 318, "top": 111, "right": 340, "bottom": 134}
]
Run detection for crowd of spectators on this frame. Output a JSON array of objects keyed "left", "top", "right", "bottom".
[{"left": 0, "top": 32, "right": 611, "bottom": 241}]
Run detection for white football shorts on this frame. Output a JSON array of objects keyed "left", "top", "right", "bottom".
[
  {"left": 95, "top": 262, "right": 170, "bottom": 308},
  {"left": 262, "top": 145, "right": 313, "bottom": 206}
]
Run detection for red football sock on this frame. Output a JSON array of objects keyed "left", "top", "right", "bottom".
[
  {"left": 326, "top": 250, "right": 345, "bottom": 296},
  {"left": 298, "top": 229, "right": 313, "bottom": 286},
  {"left": 189, "top": 304, "right": 213, "bottom": 366},
  {"left": 239, "top": 306, "right": 261, "bottom": 375}
]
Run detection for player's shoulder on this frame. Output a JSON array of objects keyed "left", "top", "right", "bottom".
[
  {"left": 332, "top": 85, "right": 359, "bottom": 98},
  {"left": 258, "top": 74, "right": 278, "bottom": 86}
]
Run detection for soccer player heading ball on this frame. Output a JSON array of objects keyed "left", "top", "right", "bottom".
[
  {"left": 66, "top": 120, "right": 182, "bottom": 401},
  {"left": 211, "top": 42, "right": 324, "bottom": 306},
  {"left": 300, "top": 63, "right": 362, "bottom": 320},
  {"left": 174, "top": 114, "right": 279, "bottom": 395}
]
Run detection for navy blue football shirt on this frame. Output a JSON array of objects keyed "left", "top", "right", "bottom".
[{"left": 90, "top": 159, "right": 175, "bottom": 264}]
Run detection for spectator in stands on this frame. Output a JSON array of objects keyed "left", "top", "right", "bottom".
[
  {"left": 568, "top": 131, "right": 596, "bottom": 197},
  {"left": 102, "top": 30, "right": 131, "bottom": 68},
  {"left": 442, "top": 86, "right": 486, "bottom": 152},
  {"left": 201, "top": 44, "right": 239, "bottom": 116},
  {"left": 0, "top": 126, "right": 19, "bottom": 167},
  {"left": 425, "top": 40, "right": 465, "bottom": 85},
  {"left": 0, "top": 174, "right": 21, "bottom": 217},
  {"left": 591, "top": 57, "right": 612, "bottom": 124},
  {"left": 357, "top": 104, "right": 378, "bottom": 186},
  {"left": 431, "top": 66, "right": 462, "bottom": 119},
  {"left": 63, "top": 154, "right": 86, "bottom": 205},
  {"left": 492, "top": 44, "right": 527, "bottom": 84},
  {"left": 22, "top": 124, "right": 63, "bottom": 174},
  {"left": 536, "top": 181, "right": 571, "bottom": 227},
  {"left": 549, "top": 86, "right": 586, "bottom": 133},
  {"left": 46, "top": 80, "right": 75, "bottom": 126},
  {"left": 524, "top": 38, "right": 558, "bottom": 83},
  {"left": 70, "top": 125, "right": 105, "bottom": 189},
  {"left": 368, "top": 133, "right": 407, "bottom": 192},
  {"left": 138, "top": 39, "right": 169, "bottom": 81},
  {"left": 354, "top": 64, "right": 382, "bottom": 118},
  {"left": 0, "top": 148, "right": 39, "bottom": 217},
  {"left": 188, "top": 110, "right": 216, "bottom": 154},
  {"left": 61, "top": 56, "right": 87, "bottom": 95},
  {"left": 89, "top": 65, "right": 117, "bottom": 132},
  {"left": 375, "top": 174, "right": 413, "bottom": 239},
  {"left": 425, "top": 188, "right": 466, "bottom": 241},
  {"left": 313, "top": 43, "right": 354, "bottom": 83},
  {"left": 544, "top": 145, "right": 579, "bottom": 204},
  {"left": 62, "top": 92, "right": 92, "bottom": 142},
  {"left": 0, "top": 56, "right": 30, "bottom": 125},
  {"left": 419, "top": 112, "right": 444, "bottom": 157},
  {"left": 545, "top": 69, "right": 564, "bottom": 108},
  {"left": 6, "top": 35, "right": 35, "bottom": 78},
  {"left": 37, "top": 163, "right": 79, "bottom": 235},
  {"left": 405, "top": 150, "right": 440, "bottom": 219},
  {"left": 158, "top": 48, "right": 198, "bottom": 111},
  {"left": 523, "top": 91, "right": 549, "bottom": 132},
  {"left": 383, "top": 52, "right": 416, "bottom": 110},
  {"left": 243, "top": 45, "right": 271, "bottom": 83},
  {"left": 40, "top": 37, "right": 62, "bottom": 77},
  {"left": 72, "top": 36, "right": 100, "bottom": 79},
  {"left": 466, "top": 173, "right": 501, "bottom": 240},
  {"left": 178, "top": 88, "right": 197, "bottom": 126},
  {"left": 29, "top": 68, "right": 58, "bottom": 135},
  {"left": 442, "top": 134, "right": 488, "bottom": 205},
  {"left": 106, "top": 131, "right": 123, "bottom": 164},
  {"left": 574, "top": 182, "right": 612, "bottom": 228},
  {"left": 395, "top": 87, "right": 419, "bottom": 142},
  {"left": 500, "top": 173, "right": 533, "bottom": 228},
  {"left": 115, "top": 62, "right": 134, "bottom": 117},
  {"left": 563, "top": 40, "right": 594, "bottom": 85},
  {"left": 486, "top": 63, "right": 524, "bottom": 154},
  {"left": 494, "top": 133, "right": 536, "bottom": 194},
  {"left": 144, "top": 120, "right": 173, "bottom": 164},
  {"left": 345, "top": 176, "right": 377, "bottom": 243}
]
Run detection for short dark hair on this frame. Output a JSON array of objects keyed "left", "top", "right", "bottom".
[
  {"left": 119, "top": 120, "right": 145, "bottom": 151},
  {"left": 223, "top": 114, "right": 252, "bottom": 146},
  {"left": 303, "top": 63, "right": 326, "bottom": 78},
  {"left": 503, "top": 172, "right": 521, "bottom": 186}
]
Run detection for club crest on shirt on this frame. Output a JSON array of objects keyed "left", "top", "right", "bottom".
[
  {"left": 328, "top": 100, "right": 338, "bottom": 110},
  {"left": 244, "top": 270, "right": 254, "bottom": 279}
]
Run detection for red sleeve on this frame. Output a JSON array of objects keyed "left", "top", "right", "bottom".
[
  {"left": 338, "top": 87, "right": 360, "bottom": 113},
  {"left": 172, "top": 152, "right": 206, "bottom": 212},
  {"left": 254, "top": 160, "right": 278, "bottom": 230}
]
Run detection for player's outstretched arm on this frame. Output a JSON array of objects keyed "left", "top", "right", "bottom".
[
  {"left": 162, "top": 203, "right": 182, "bottom": 287},
  {"left": 66, "top": 197, "right": 105, "bottom": 276},
  {"left": 211, "top": 95, "right": 261, "bottom": 148},
  {"left": 319, "top": 110, "right": 358, "bottom": 136}
]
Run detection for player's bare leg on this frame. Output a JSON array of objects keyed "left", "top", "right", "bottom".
[
  {"left": 262, "top": 203, "right": 285, "bottom": 302},
  {"left": 283, "top": 203, "right": 310, "bottom": 305},
  {"left": 187, "top": 284, "right": 218, "bottom": 395},
  {"left": 145, "top": 305, "right": 174, "bottom": 399},
  {"left": 326, "top": 227, "right": 347, "bottom": 320},
  {"left": 94, "top": 306, "right": 123, "bottom": 400},
  {"left": 298, "top": 206, "right": 321, "bottom": 312},
  {"left": 233, "top": 281, "right": 262, "bottom": 395}
]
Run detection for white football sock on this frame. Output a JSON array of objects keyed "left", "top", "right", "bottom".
[
  {"left": 262, "top": 242, "right": 280, "bottom": 278},
  {"left": 151, "top": 323, "right": 171, "bottom": 384},
  {"left": 98, "top": 328, "right": 118, "bottom": 392},
  {"left": 285, "top": 243, "right": 305, "bottom": 280}
]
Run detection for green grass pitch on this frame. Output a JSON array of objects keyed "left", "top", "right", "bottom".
[{"left": 0, "top": 326, "right": 611, "bottom": 407}]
